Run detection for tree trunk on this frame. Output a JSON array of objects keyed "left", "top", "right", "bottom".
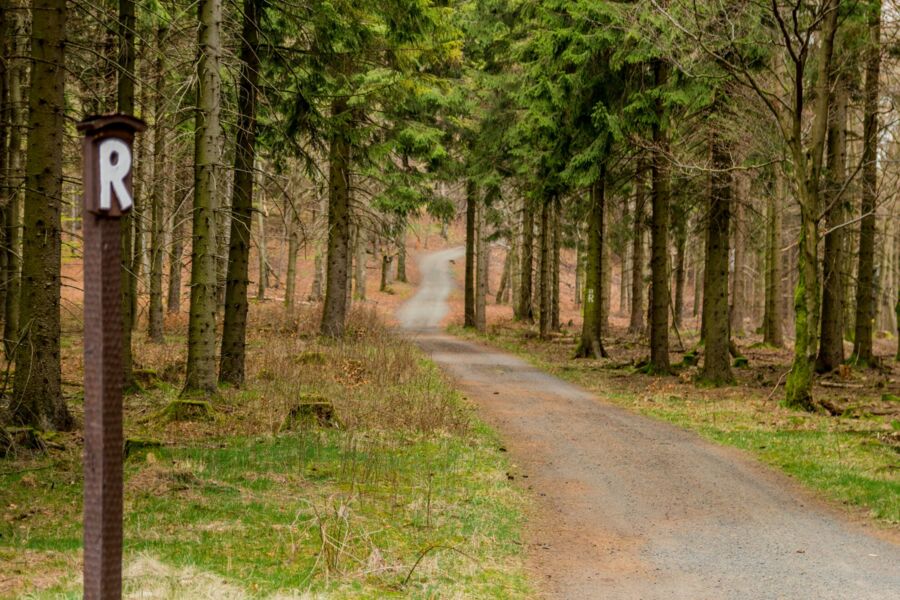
[
  {"left": 256, "top": 190, "right": 267, "bottom": 300},
  {"left": 475, "top": 200, "right": 487, "bottom": 332},
  {"left": 852, "top": 0, "right": 881, "bottom": 366},
  {"left": 649, "top": 60, "right": 671, "bottom": 373},
  {"left": 551, "top": 195, "right": 561, "bottom": 331},
  {"left": 0, "top": 2, "right": 8, "bottom": 324},
  {"left": 12, "top": 0, "right": 72, "bottom": 429},
  {"left": 729, "top": 190, "right": 745, "bottom": 336},
  {"left": 516, "top": 196, "right": 534, "bottom": 322},
  {"left": 353, "top": 224, "right": 367, "bottom": 300},
  {"left": 218, "top": 0, "right": 259, "bottom": 385},
  {"left": 763, "top": 167, "right": 785, "bottom": 347},
  {"left": 285, "top": 208, "right": 300, "bottom": 309},
  {"left": 464, "top": 179, "right": 477, "bottom": 327},
  {"left": 380, "top": 249, "right": 393, "bottom": 292},
  {"left": 816, "top": 76, "right": 848, "bottom": 373},
  {"left": 167, "top": 172, "right": 186, "bottom": 315},
  {"left": 700, "top": 134, "right": 734, "bottom": 385},
  {"left": 619, "top": 198, "right": 630, "bottom": 315},
  {"left": 575, "top": 179, "right": 608, "bottom": 358},
  {"left": 785, "top": 0, "right": 839, "bottom": 410},
  {"left": 496, "top": 245, "right": 511, "bottom": 304},
  {"left": 396, "top": 223, "right": 407, "bottom": 283},
  {"left": 629, "top": 159, "right": 646, "bottom": 334},
  {"left": 673, "top": 211, "right": 687, "bottom": 329},
  {"left": 147, "top": 23, "right": 168, "bottom": 344},
  {"left": 309, "top": 188, "right": 326, "bottom": 301},
  {"left": 539, "top": 198, "right": 552, "bottom": 339},
  {"left": 3, "top": 0, "right": 24, "bottom": 359},
  {"left": 184, "top": 0, "right": 222, "bottom": 395},
  {"left": 320, "top": 98, "right": 352, "bottom": 337},
  {"left": 118, "top": 0, "right": 136, "bottom": 387},
  {"left": 574, "top": 231, "right": 582, "bottom": 307}
]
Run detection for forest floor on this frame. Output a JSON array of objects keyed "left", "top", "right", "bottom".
[
  {"left": 0, "top": 302, "right": 532, "bottom": 598},
  {"left": 399, "top": 246, "right": 900, "bottom": 599}
]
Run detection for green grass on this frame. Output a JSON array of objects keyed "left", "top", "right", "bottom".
[
  {"left": 1, "top": 310, "right": 531, "bottom": 598},
  {"left": 451, "top": 325, "right": 900, "bottom": 525}
]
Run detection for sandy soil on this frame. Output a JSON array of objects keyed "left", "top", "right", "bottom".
[{"left": 399, "top": 247, "right": 900, "bottom": 600}]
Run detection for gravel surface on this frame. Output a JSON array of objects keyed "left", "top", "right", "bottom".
[{"left": 399, "top": 247, "right": 900, "bottom": 600}]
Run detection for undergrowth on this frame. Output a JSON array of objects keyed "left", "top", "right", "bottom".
[{"left": 0, "top": 305, "right": 530, "bottom": 598}]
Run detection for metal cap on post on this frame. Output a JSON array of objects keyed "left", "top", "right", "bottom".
[{"left": 78, "top": 114, "right": 145, "bottom": 600}]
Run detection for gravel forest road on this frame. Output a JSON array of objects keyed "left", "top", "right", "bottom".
[{"left": 398, "top": 247, "right": 900, "bottom": 600}]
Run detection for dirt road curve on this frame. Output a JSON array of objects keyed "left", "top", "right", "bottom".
[{"left": 398, "top": 248, "right": 900, "bottom": 600}]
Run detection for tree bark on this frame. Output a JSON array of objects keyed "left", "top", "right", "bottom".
[
  {"left": 353, "top": 224, "right": 367, "bottom": 300},
  {"left": 551, "top": 195, "right": 561, "bottom": 331},
  {"left": 309, "top": 187, "right": 326, "bottom": 301},
  {"left": 167, "top": 172, "right": 186, "bottom": 314},
  {"left": 396, "top": 221, "right": 407, "bottom": 283},
  {"left": 285, "top": 208, "right": 300, "bottom": 309},
  {"left": 218, "top": 0, "right": 259, "bottom": 385},
  {"left": 816, "top": 76, "right": 848, "bottom": 373},
  {"left": 12, "top": 0, "right": 72, "bottom": 429},
  {"left": 496, "top": 245, "right": 511, "bottom": 304},
  {"left": 574, "top": 231, "right": 582, "bottom": 307},
  {"left": 184, "top": 0, "right": 222, "bottom": 395},
  {"left": 575, "top": 179, "right": 608, "bottom": 358},
  {"left": 3, "top": 0, "right": 24, "bottom": 359},
  {"left": 763, "top": 167, "right": 784, "bottom": 347},
  {"left": 256, "top": 190, "right": 267, "bottom": 300},
  {"left": 629, "top": 159, "right": 646, "bottom": 334},
  {"left": 464, "top": 179, "right": 477, "bottom": 327},
  {"left": 700, "top": 134, "right": 734, "bottom": 385},
  {"left": 539, "top": 198, "right": 552, "bottom": 339},
  {"left": 117, "top": 0, "right": 136, "bottom": 387},
  {"left": 729, "top": 185, "right": 746, "bottom": 336},
  {"left": 320, "top": 97, "right": 352, "bottom": 337},
  {"left": 475, "top": 200, "right": 487, "bottom": 332},
  {"left": 784, "top": 0, "right": 839, "bottom": 410},
  {"left": 148, "top": 23, "right": 168, "bottom": 344},
  {"left": 852, "top": 0, "right": 881, "bottom": 366},
  {"left": 516, "top": 197, "right": 534, "bottom": 322},
  {"left": 649, "top": 59, "right": 671, "bottom": 373}
]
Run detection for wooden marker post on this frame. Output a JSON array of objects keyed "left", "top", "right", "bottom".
[{"left": 77, "top": 114, "right": 146, "bottom": 600}]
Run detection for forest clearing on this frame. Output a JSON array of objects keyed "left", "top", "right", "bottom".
[{"left": 2, "top": 0, "right": 900, "bottom": 598}]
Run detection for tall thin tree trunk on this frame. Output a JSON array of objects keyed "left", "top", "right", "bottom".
[
  {"left": 817, "top": 76, "right": 848, "bottom": 372},
  {"left": 551, "top": 195, "right": 561, "bottom": 331},
  {"left": 167, "top": 174, "right": 186, "bottom": 314},
  {"left": 256, "top": 189, "right": 267, "bottom": 300},
  {"left": 853, "top": 0, "right": 881, "bottom": 366},
  {"left": 12, "top": 0, "right": 72, "bottom": 429},
  {"left": 574, "top": 232, "right": 582, "bottom": 307},
  {"left": 763, "top": 168, "right": 784, "bottom": 347},
  {"left": 629, "top": 160, "right": 646, "bottom": 334},
  {"left": 619, "top": 198, "right": 630, "bottom": 315},
  {"left": 218, "top": 0, "right": 259, "bottom": 385},
  {"left": 539, "top": 198, "right": 552, "bottom": 339},
  {"left": 649, "top": 60, "right": 671, "bottom": 373},
  {"left": 700, "top": 133, "right": 734, "bottom": 385},
  {"left": 785, "top": 0, "right": 839, "bottom": 410},
  {"left": 0, "top": 2, "right": 8, "bottom": 323},
  {"left": 575, "top": 178, "right": 608, "bottom": 358},
  {"left": 3, "top": 0, "right": 24, "bottom": 359},
  {"left": 147, "top": 23, "right": 168, "bottom": 344},
  {"left": 310, "top": 188, "right": 326, "bottom": 301},
  {"left": 320, "top": 97, "right": 352, "bottom": 337},
  {"left": 497, "top": 246, "right": 511, "bottom": 304},
  {"left": 475, "top": 200, "right": 487, "bottom": 332},
  {"left": 730, "top": 191, "right": 745, "bottom": 336},
  {"left": 118, "top": 0, "right": 136, "bottom": 387},
  {"left": 396, "top": 219, "right": 407, "bottom": 283},
  {"left": 354, "top": 224, "right": 367, "bottom": 300},
  {"left": 464, "top": 179, "right": 477, "bottom": 327},
  {"left": 184, "top": 0, "right": 223, "bottom": 394},
  {"left": 285, "top": 208, "right": 300, "bottom": 309},
  {"left": 516, "top": 197, "right": 534, "bottom": 322}
]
